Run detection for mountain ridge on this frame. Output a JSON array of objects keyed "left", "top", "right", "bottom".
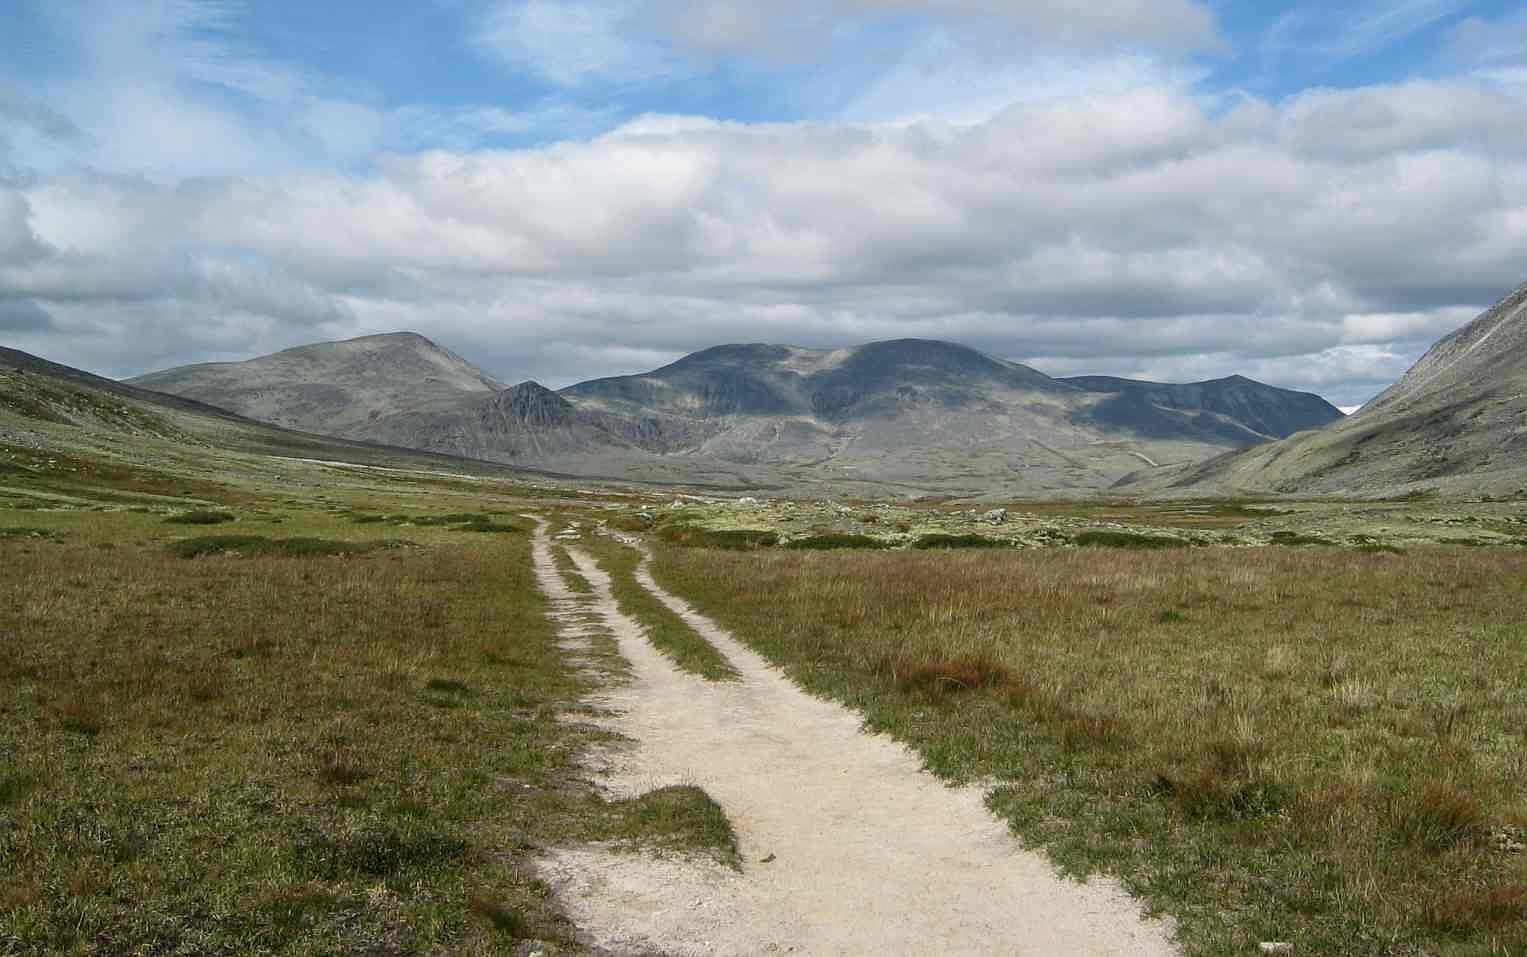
[
  {"left": 128, "top": 333, "right": 1344, "bottom": 496},
  {"left": 1121, "top": 280, "right": 1527, "bottom": 499}
]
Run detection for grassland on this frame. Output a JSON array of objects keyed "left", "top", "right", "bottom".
[
  {"left": 652, "top": 544, "right": 1527, "bottom": 956},
  {"left": 0, "top": 502, "right": 738, "bottom": 956}
]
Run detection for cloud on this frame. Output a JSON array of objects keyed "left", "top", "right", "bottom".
[
  {"left": 1263, "top": 0, "right": 1473, "bottom": 63},
  {"left": 0, "top": 299, "right": 54, "bottom": 332},
  {"left": 476, "top": 0, "right": 684, "bottom": 88},
  {"left": 3, "top": 79, "right": 1524, "bottom": 408}
]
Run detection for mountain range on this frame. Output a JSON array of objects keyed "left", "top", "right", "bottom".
[
  {"left": 1127, "top": 280, "right": 1527, "bottom": 499},
  {"left": 130, "top": 335, "right": 1342, "bottom": 496}
]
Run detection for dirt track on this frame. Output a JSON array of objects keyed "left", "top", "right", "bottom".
[{"left": 529, "top": 519, "right": 1179, "bottom": 956}]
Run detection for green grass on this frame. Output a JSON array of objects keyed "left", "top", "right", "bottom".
[
  {"left": 652, "top": 544, "right": 1527, "bottom": 956},
  {"left": 582, "top": 536, "right": 740, "bottom": 682},
  {"left": 1, "top": 507, "right": 740, "bottom": 955},
  {"left": 598, "top": 786, "right": 741, "bottom": 870},
  {"left": 551, "top": 542, "right": 594, "bottom": 594}
]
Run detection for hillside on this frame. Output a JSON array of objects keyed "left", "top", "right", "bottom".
[
  {"left": 131, "top": 336, "right": 1343, "bottom": 496},
  {"left": 0, "top": 345, "right": 546, "bottom": 496},
  {"left": 1130, "top": 281, "right": 1527, "bottom": 498},
  {"left": 129, "top": 332, "right": 503, "bottom": 437},
  {"left": 134, "top": 335, "right": 1337, "bottom": 494}
]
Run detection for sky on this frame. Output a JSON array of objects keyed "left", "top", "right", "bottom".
[{"left": 1, "top": 1, "right": 1525, "bottom": 407}]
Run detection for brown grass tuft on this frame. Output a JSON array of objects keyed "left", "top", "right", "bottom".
[
  {"left": 893, "top": 656, "right": 1012, "bottom": 697},
  {"left": 1397, "top": 780, "right": 1490, "bottom": 851},
  {"left": 1424, "top": 883, "right": 1527, "bottom": 933},
  {"left": 317, "top": 748, "right": 370, "bottom": 787}
]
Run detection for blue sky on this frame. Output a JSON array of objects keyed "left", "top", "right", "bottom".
[{"left": 1, "top": 1, "right": 1525, "bottom": 406}]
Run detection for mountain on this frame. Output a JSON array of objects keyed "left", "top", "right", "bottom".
[
  {"left": 1129, "top": 281, "right": 1527, "bottom": 498},
  {"left": 1, "top": 345, "right": 543, "bottom": 482},
  {"left": 1060, "top": 374, "right": 1345, "bottom": 445},
  {"left": 132, "top": 335, "right": 1344, "bottom": 496},
  {"left": 129, "top": 332, "right": 503, "bottom": 438}
]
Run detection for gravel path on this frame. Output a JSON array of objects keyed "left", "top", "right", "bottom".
[{"left": 528, "top": 519, "right": 1179, "bottom": 956}]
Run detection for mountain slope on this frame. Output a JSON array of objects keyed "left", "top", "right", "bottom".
[
  {"left": 134, "top": 335, "right": 1345, "bottom": 496},
  {"left": 129, "top": 332, "right": 503, "bottom": 438},
  {"left": 1, "top": 346, "right": 541, "bottom": 481},
  {"left": 1061, "top": 374, "right": 1343, "bottom": 445},
  {"left": 1134, "top": 281, "right": 1527, "bottom": 498}
]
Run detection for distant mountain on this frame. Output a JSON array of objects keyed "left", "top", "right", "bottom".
[
  {"left": 1060, "top": 374, "right": 1345, "bottom": 445},
  {"left": 131, "top": 335, "right": 1344, "bottom": 496},
  {"left": 1128, "top": 281, "right": 1527, "bottom": 498},
  {"left": 129, "top": 332, "right": 503, "bottom": 438},
  {"left": 0, "top": 346, "right": 543, "bottom": 479}
]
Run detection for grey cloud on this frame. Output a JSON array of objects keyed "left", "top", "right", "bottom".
[
  {"left": 0, "top": 298, "right": 54, "bottom": 332},
  {"left": 7, "top": 81, "right": 1525, "bottom": 408}
]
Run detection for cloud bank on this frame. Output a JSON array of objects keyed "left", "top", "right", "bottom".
[{"left": 0, "top": 1, "right": 1523, "bottom": 407}]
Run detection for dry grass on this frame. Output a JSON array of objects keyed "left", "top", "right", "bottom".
[
  {"left": 0, "top": 503, "right": 749, "bottom": 955},
  {"left": 654, "top": 544, "right": 1527, "bottom": 956}
]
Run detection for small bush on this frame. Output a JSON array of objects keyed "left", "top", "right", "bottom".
[
  {"left": 911, "top": 533, "right": 1007, "bottom": 550},
  {"left": 168, "top": 535, "right": 403, "bottom": 559},
  {"left": 657, "top": 526, "right": 779, "bottom": 550},
  {"left": 1396, "top": 781, "right": 1489, "bottom": 851},
  {"left": 164, "top": 510, "right": 236, "bottom": 525},
  {"left": 1073, "top": 530, "right": 1186, "bottom": 550},
  {"left": 1269, "top": 531, "right": 1335, "bottom": 546},
  {"left": 785, "top": 533, "right": 891, "bottom": 550}
]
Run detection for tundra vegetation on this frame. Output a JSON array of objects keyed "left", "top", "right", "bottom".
[
  {"left": 5, "top": 379, "right": 1527, "bottom": 953},
  {"left": 651, "top": 541, "right": 1527, "bottom": 955}
]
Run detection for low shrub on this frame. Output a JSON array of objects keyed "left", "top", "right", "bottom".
[
  {"left": 168, "top": 535, "right": 407, "bottom": 559},
  {"left": 657, "top": 525, "right": 779, "bottom": 550},
  {"left": 1269, "top": 530, "right": 1336, "bottom": 546},
  {"left": 164, "top": 510, "right": 236, "bottom": 525},
  {"left": 1072, "top": 530, "right": 1186, "bottom": 550},
  {"left": 785, "top": 533, "right": 891, "bottom": 550},
  {"left": 911, "top": 533, "right": 1008, "bottom": 550}
]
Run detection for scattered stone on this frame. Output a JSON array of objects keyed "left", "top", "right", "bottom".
[
  {"left": 981, "top": 508, "right": 1008, "bottom": 525},
  {"left": 736, "top": 497, "right": 759, "bottom": 506},
  {"left": 1259, "top": 944, "right": 1293, "bottom": 955}
]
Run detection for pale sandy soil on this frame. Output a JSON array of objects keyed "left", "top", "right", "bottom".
[{"left": 527, "top": 519, "right": 1179, "bottom": 956}]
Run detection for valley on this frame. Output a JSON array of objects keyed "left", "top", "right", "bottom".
[{"left": 4, "top": 314, "right": 1527, "bottom": 953}]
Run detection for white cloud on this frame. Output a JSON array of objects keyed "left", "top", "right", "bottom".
[
  {"left": 476, "top": 0, "right": 683, "bottom": 87},
  {"left": 5, "top": 80, "right": 1525, "bottom": 408}
]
